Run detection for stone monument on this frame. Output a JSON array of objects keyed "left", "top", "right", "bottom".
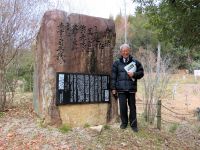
[{"left": 33, "top": 10, "right": 116, "bottom": 126}]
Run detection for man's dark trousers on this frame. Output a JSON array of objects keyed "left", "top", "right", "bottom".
[{"left": 118, "top": 92, "right": 137, "bottom": 128}]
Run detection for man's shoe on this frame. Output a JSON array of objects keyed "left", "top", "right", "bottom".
[
  {"left": 120, "top": 124, "right": 127, "bottom": 129},
  {"left": 131, "top": 127, "right": 138, "bottom": 132}
]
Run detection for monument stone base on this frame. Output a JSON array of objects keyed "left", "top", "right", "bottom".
[{"left": 59, "top": 103, "right": 109, "bottom": 127}]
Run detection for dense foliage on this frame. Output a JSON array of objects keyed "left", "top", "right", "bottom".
[
  {"left": 114, "top": 0, "right": 200, "bottom": 70},
  {"left": 133, "top": 0, "right": 200, "bottom": 49}
]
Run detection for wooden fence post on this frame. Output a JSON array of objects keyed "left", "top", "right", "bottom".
[{"left": 157, "top": 100, "right": 161, "bottom": 130}]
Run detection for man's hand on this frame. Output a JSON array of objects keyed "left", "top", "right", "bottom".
[
  {"left": 128, "top": 72, "right": 134, "bottom": 78},
  {"left": 112, "top": 90, "right": 116, "bottom": 95},
  {"left": 112, "top": 90, "right": 118, "bottom": 99}
]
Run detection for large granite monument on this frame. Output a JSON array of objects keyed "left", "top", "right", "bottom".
[{"left": 33, "top": 10, "right": 116, "bottom": 126}]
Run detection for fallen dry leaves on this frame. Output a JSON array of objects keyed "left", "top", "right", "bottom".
[{"left": 0, "top": 92, "right": 200, "bottom": 150}]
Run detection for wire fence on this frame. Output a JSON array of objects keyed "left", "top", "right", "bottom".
[
  {"left": 162, "top": 104, "right": 193, "bottom": 116},
  {"left": 136, "top": 100, "right": 199, "bottom": 129}
]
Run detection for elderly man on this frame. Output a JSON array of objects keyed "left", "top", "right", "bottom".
[{"left": 111, "top": 44, "right": 144, "bottom": 132}]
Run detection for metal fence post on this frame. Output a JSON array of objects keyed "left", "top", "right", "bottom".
[
  {"left": 196, "top": 107, "right": 200, "bottom": 121},
  {"left": 157, "top": 100, "right": 161, "bottom": 130}
]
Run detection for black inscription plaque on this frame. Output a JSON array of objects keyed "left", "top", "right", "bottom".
[{"left": 56, "top": 72, "right": 110, "bottom": 105}]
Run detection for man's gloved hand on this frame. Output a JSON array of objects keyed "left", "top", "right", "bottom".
[{"left": 112, "top": 90, "right": 118, "bottom": 100}]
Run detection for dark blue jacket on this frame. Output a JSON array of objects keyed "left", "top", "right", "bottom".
[{"left": 111, "top": 55, "right": 144, "bottom": 92}]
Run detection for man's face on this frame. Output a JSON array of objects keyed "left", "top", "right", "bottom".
[{"left": 120, "top": 47, "right": 130, "bottom": 58}]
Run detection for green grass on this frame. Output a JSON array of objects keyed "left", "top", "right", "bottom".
[
  {"left": 103, "top": 124, "right": 111, "bottom": 130},
  {"left": 84, "top": 123, "right": 90, "bottom": 128},
  {"left": 59, "top": 124, "right": 72, "bottom": 133},
  {"left": 135, "top": 128, "right": 150, "bottom": 138},
  {"left": 37, "top": 118, "right": 46, "bottom": 128},
  {"left": 129, "top": 127, "right": 164, "bottom": 149},
  {"left": 0, "top": 112, "right": 5, "bottom": 118},
  {"left": 197, "top": 126, "right": 200, "bottom": 133},
  {"left": 168, "top": 123, "right": 179, "bottom": 133}
]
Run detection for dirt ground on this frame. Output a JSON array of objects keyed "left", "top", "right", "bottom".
[
  {"left": 137, "top": 74, "right": 200, "bottom": 123},
  {"left": 1, "top": 101, "right": 200, "bottom": 150},
  {"left": 161, "top": 74, "right": 200, "bottom": 123},
  {"left": 1, "top": 74, "right": 200, "bottom": 149}
]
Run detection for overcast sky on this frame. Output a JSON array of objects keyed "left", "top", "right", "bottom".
[{"left": 50, "top": 0, "right": 136, "bottom": 19}]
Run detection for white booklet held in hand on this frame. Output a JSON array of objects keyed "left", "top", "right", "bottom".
[{"left": 124, "top": 61, "right": 137, "bottom": 81}]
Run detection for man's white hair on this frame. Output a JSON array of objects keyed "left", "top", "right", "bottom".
[{"left": 120, "top": 43, "right": 130, "bottom": 51}]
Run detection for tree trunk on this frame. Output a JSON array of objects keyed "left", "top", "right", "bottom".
[{"left": 107, "top": 95, "right": 119, "bottom": 123}]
